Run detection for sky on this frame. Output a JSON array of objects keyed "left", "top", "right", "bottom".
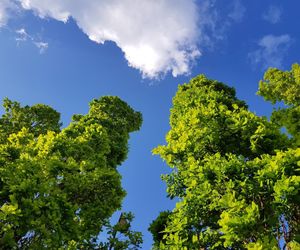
[{"left": 0, "top": 0, "right": 299, "bottom": 248}]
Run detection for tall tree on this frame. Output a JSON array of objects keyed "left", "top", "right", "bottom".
[
  {"left": 153, "top": 65, "right": 300, "bottom": 249},
  {"left": 0, "top": 96, "right": 142, "bottom": 249}
]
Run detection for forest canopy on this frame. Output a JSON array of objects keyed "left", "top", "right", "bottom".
[{"left": 1, "top": 64, "right": 300, "bottom": 250}]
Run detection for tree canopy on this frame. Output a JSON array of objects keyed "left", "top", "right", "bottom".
[
  {"left": 153, "top": 64, "right": 300, "bottom": 249},
  {"left": 0, "top": 96, "right": 142, "bottom": 249},
  {"left": 258, "top": 63, "right": 300, "bottom": 146}
]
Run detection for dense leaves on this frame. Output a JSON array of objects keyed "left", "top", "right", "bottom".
[
  {"left": 0, "top": 98, "right": 61, "bottom": 140},
  {"left": 0, "top": 96, "right": 142, "bottom": 249},
  {"left": 148, "top": 211, "right": 171, "bottom": 248},
  {"left": 258, "top": 63, "right": 300, "bottom": 146},
  {"left": 99, "top": 212, "right": 143, "bottom": 250},
  {"left": 153, "top": 67, "right": 300, "bottom": 249}
]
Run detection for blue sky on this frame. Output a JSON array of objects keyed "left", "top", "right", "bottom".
[{"left": 0, "top": 0, "right": 299, "bottom": 248}]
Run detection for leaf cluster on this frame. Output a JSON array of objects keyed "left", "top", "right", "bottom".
[
  {"left": 0, "top": 96, "right": 142, "bottom": 249},
  {"left": 153, "top": 68, "right": 300, "bottom": 249}
]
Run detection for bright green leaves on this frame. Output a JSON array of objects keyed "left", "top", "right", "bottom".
[
  {"left": 218, "top": 201, "right": 260, "bottom": 247},
  {"left": 154, "top": 75, "right": 288, "bottom": 173},
  {"left": 246, "top": 237, "right": 278, "bottom": 250},
  {"left": 258, "top": 63, "right": 300, "bottom": 146},
  {"left": 159, "top": 152, "right": 298, "bottom": 248},
  {"left": 0, "top": 96, "right": 142, "bottom": 249},
  {"left": 153, "top": 69, "right": 300, "bottom": 249},
  {"left": 1, "top": 203, "right": 19, "bottom": 215},
  {"left": 0, "top": 98, "right": 61, "bottom": 141},
  {"left": 258, "top": 63, "right": 300, "bottom": 106}
]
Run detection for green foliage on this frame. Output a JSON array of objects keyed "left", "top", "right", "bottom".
[
  {"left": 0, "top": 98, "right": 61, "bottom": 140},
  {"left": 258, "top": 63, "right": 300, "bottom": 146},
  {"left": 258, "top": 63, "right": 300, "bottom": 106},
  {"left": 0, "top": 96, "right": 142, "bottom": 249},
  {"left": 98, "top": 212, "right": 143, "bottom": 250},
  {"left": 148, "top": 210, "right": 171, "bottom": 248},
  {"left": 153, "top": 71, "right": 300, "bottom": 249}
]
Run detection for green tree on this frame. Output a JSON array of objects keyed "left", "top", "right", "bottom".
[
  {"left": 258, "top": 63, "right": 300, "bottom": 146},
  {"left": 153, "top": 65, "right": 300, "bottom": 249},
  {"left": 0, "top": 98, "right": 61, "bottom": 140},
  {"left": 148, "top": 210, "right": 171, "bottom": 249},
  {"left": 0, "top": 96, "right": 142, "bottom": 249},
  {"left": 98, "top": 212, "right": 143, "bottom": 250}
]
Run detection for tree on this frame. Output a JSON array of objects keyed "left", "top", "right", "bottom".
[
  {"left": 98, "top": 212, "right": 143, "bottom": 250},
  {"left": 257, "top": 63, "right": 300, "bottom": 146},
  {"left": 0, "top": 96, "right": 142, "bottom": 249},
  {"left": 153, "top": 65, "right": 300, "bottom": 249},
  {"left": 148, "top": 210, "right": 171, "bottom": 249}
]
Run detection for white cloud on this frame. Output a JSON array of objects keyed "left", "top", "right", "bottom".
[
  {"left": 16, "top": 28, "right": 30, "bottom": 43},
  {"left": 228, "top": 0, "right": 245, "bottom": 22},
  {"left": 0, "top": 0, "right": 17, "bottom": 27},
  {"left": 248, "top": 34, "right": 292, "bottom": 69},
  {"left": 16, "top": 0, "right": 208, "bottom": 78},
  {"left": 199, "top": 0, "right": 245, "bottom": 45},
  {"left": 34, "top": 41, "right": 48, "bottom": 54},
  {"left": 15, "top": 28, "right": 49, "bottom": 53},
  {"left": 263, "top": 5, "right": 281, "bottom": 24}
]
